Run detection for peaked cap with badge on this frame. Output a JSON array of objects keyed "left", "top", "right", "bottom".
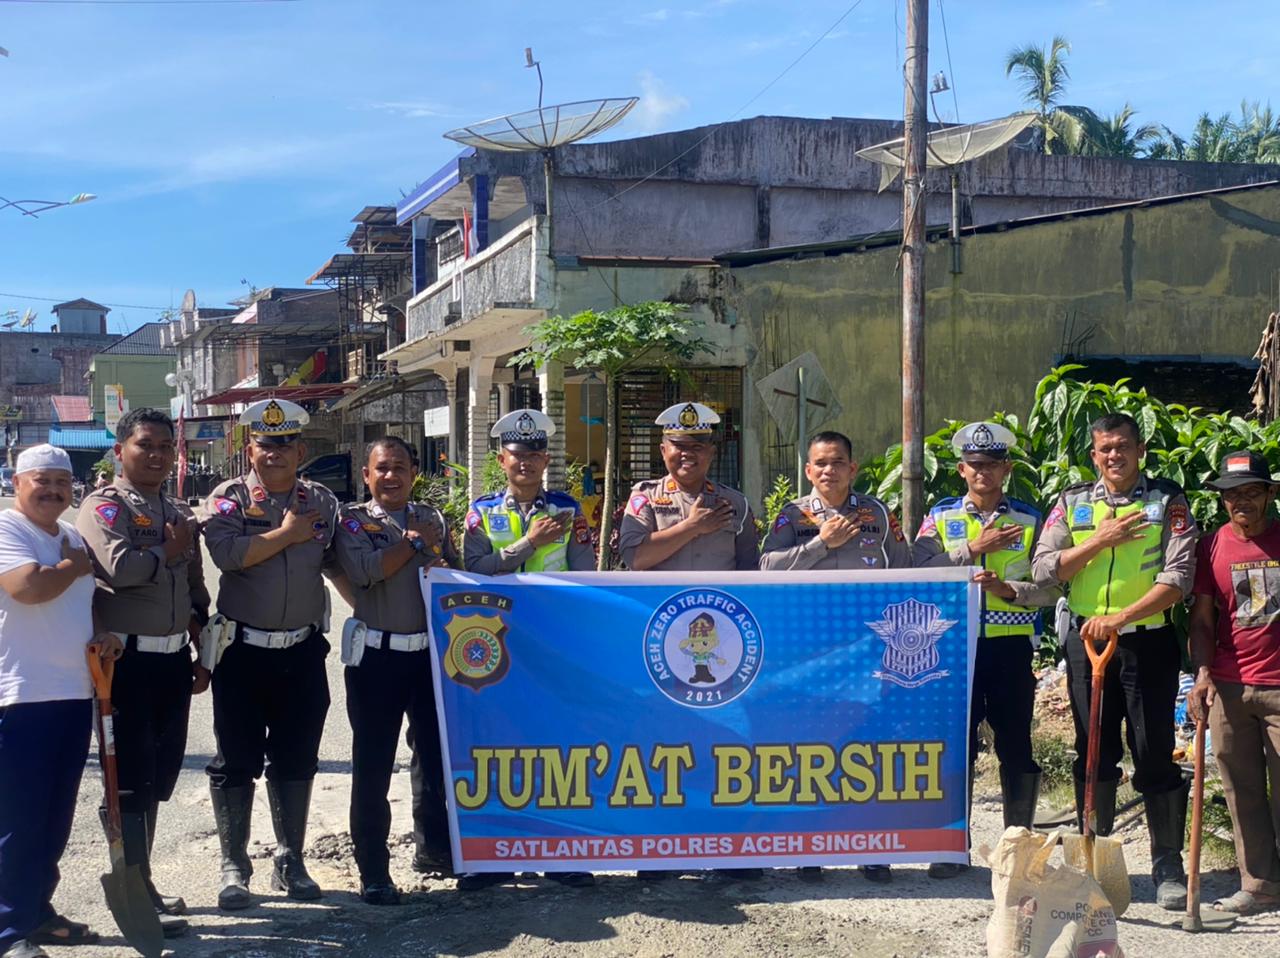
[
  {"left": 952, "top": 421, "right": 1017, "bottom": 462},
  {"left": 491, "top": 408, "right": 554, "bottom": 451},
  {"left": 657, "top": 401, "right": 719, "bottom": 438},
  {"left": 241, "top": 398, "right": 308, "bottom": 445}
]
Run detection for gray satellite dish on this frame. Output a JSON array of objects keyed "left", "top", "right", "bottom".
[
  {"left": 756, "top": 352, "right": 843, "bottom": 491},
  {"left": 443, "top": 49, "right": 637, "bottom": 254},
  {"left": 181, "top": 289, "right": 197, "bottom": 315}
]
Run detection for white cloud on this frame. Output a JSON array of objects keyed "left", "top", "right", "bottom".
[
  {"left": 364, "top": 100, "right": 458, "bottom": 120},
  {"left": 631, "top": 70, "right": 690, "bottom": 133}
]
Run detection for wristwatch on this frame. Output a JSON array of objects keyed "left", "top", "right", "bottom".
[{"left": 407, "top": 535, "right": 426, "bottom": 554}]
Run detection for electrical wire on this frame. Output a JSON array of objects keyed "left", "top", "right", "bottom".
[
  {"left": 0, "top": 291, "right": 171, "bottom": 311},
  {"left": 586, "top": 0, "right": 867, "bottom": 213},
  {"left": 936, "top": 0, "right": 960, "bottom": 123}
]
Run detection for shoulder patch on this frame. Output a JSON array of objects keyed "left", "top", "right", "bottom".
[
  {"left": 1169, "top": 503, "right": 1192, "bottom": 535},
  {"left": 573, "top": 514, "right": 590, "bottom": 544},
  {"left": 341, "top": 517, "right": 362, "bottom": 535},
  {"left": 94, "top": 503, "right": 119, "bottom": 527},
  {"left": 916, "top": 513, "right": 936, "bottom": 538},
  {"left": 465, "top": 510, "right": 483, "bottom": 532},
  {"left": 772, "top": 512, "right": 791, "bottom": 532},
  {"left": 213, "top": 497, "right": 239, "bottom": 516},
  {"left": 1045, "top": 502, "right": 1067, "bottom": 528},
  {"left": 629, "top": 493, "right": 650, "bottom": 515}
]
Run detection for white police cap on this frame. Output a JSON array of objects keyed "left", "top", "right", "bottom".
[
  {"left": 239, "top": 398, "right": 308, "bottom": 444},
  {"left": 491, "top": 408, "right": 554, "bottom": 450},
  {"left": 952, "top": 421, "right": 1016, "bottom": 461},
  {"left": 656, "top": 401, "right": 719, "bottom": 437}
]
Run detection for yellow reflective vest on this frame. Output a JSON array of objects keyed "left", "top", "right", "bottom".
[{"left": 471, "top": 489, "right": 578, "bottom": 572}]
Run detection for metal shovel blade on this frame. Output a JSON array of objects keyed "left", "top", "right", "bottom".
[
  {"left": 101, "top": 863, "right": 164, "bottom": 958},
  {"left": 1178, "top": 908, "right": 1238, "bottom": 933}
]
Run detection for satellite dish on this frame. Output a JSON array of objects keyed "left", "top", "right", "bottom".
[
  {"left": 2, "top": 310, "right": 17, "bottom": 320},
  {"left": 20, "top": 309, "right": 36, "bottom": 328},
  {"left": 181, "top": 289, "right": 197, "bottom": 314},
  {"left": 855, "top": 112, "right": 1038, "bottom": 192}
]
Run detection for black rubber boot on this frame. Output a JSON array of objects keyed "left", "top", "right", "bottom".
[
  {"left": 144, "top": 803, "right": 188, "bottom": 915},
  {"left": 211, "top": 784, "right": 255, "bottom": 910},
  {"left": 1146, "top": 783, "right": 1189, "bottom": 911},
  {"left": 267, "top": 780, "right": 322, "bottom": 900},
  {"left": 114, "top": 810, "right": 188, "bottom": 937},
  {"left": 1073, "top": 778, "right": 1117, "bottom": 837},
  {"left": 928, "top": 764, "right": 976, "bottom": 879},
  {"left": 1001, "top": 769, "right": 1042, "bottom": 830}
]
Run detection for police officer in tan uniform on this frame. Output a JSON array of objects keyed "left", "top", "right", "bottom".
[
  {"left": 760, "top": 428, "right": 910, "bottom": 884},
  {"left": 619, "top": 401, "right": 759, "bottom": 882},
  {"left": 618, "top": 402, "right": 758, "bottom": 574},
  {"left": 335, "top": 436, "right": 458, "bottom": 905},
  {"left": 77, "top": 408, "right": 209, "bottom": 938},
  {"left": 201, "top": 398, "right": 344, "bottom": 909}
]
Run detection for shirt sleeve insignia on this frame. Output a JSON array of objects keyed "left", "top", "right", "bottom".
[
  {"left": 95, "top": 503, "right": 119, "bottom": 527},
  {"left": 629, "top": 494, "right": 650, "bottom": 515},
  {"left": 214, "top": 497, "right": 239, "bottom": 515},
  {"left": 342, "top": 517, "right": 362, "bottom": 535},
  {"left": 465, "top": 510, "right": 483, "bottom": 531},
  {"left": 773, "top": 513, "right": 791, "bottom": 532}
]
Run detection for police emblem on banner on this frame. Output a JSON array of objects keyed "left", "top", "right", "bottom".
[
  {"left": 440, "top": 592, "right": 513, "bottom": 691},
  {"left": 643, "top": 589, "right": 763, "bottom": 709},
  {"left": 867, "top": 598, "right": 957, "bottom": 689}
]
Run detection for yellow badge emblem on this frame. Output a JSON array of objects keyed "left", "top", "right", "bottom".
[
  {"left": 443, "top": 612, "right": 510, "bottom": 691},
  {"left": 132, "top": 514, "right": 152, "bottom": 527},
  {"left": 261, "top": 400, "right": 286, "bottom": 428},
  {"left": 362, "top": 522, "right": 382, "bottom": 533},
  {"left": 245, "top": 504, "right": 265, "bottom": 517}
]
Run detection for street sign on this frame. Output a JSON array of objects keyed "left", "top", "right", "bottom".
[
  {"left": 0, "top": 405, "right": 22, "bottom": 421},
  {"left": 423, "top": 405, "right": 450, "bottom": 437},
  {"left": 104, "top": 384, "right": 129, "bottom": 437},
  {"left": 756, "top": 352, "right": 843, "bottom": 490}
]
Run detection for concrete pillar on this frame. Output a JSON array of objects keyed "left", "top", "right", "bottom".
[
  {"left": 539, "top": 360, "right": 566, "bottom": 490},
  {"left": 467, "top": 355, "right": 495, "bottom": 500},
  {"left": 443, "top": 372, "right": 458, "bottom": 467}
]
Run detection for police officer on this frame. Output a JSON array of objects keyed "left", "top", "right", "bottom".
[
  {"left": 913, "top": 422, "right": 1060, "bottom": 880},
  {"left": 619, "top": 401, "right": 760, "bottom": 882},
  {"left": 463, "top": 408, "right": 594, "bottom": 889},
  {"left": 201, "top": 398, "right": 344, "bottom": 909},
  {"left": 760, "top": 428, "right": 910, "bottom": 884},
  {"left": 335, "top": 437, "right": 459, "bottom": 905},
  {"left": 618, "top": 402, "right": 758, "bottom": 574},
  {"left": 76, "top": 408, "right": 208, "bottom": 938},
  {"left": 1031, "top": 412, "right": 1198, "bottom": 910}
]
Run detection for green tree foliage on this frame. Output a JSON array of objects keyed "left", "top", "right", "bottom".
[
  {"left": 1004, "top": 35, "right": 1073, "bottom": 154},
  {"left": 510, "top": 302, "right": 713, "bottom": 569}
]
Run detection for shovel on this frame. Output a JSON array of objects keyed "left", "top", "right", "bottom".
[
  {"left": 87, "top": 644, "right": 165, "bottom": 958},
  {"left": 1181, "top": 710, "right": 1236, "bottom": 933}
]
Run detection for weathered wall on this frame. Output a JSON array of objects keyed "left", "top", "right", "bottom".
[
  {"left": 732, "top": 185, "right": 1280, "bottom": 502},
  {"left": 90, "top": 354, "right": 176, "bottom": 419}
]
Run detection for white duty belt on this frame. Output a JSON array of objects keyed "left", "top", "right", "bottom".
[
  {"left": 238, "top": 623, "right": 314, "bottom": 649},
  {"left": 365, "top": 629, "right": 430, "bottom": 653},
  {"left": 129, "top": 631, "right": 188, "bottom": 654}
]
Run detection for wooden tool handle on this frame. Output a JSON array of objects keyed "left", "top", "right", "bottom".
[
  {"left": 86, "top": 642, "right": 115, "bottom": 699},
  {"left": 1083, "top": 631, "right": 1119, "bottom": 670},
  {"left": 1186, "top": 712, "right": 1206, "bottom": 923}
]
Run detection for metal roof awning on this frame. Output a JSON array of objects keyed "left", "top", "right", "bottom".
[
  {"left": 395, "top": 148, "right": 529, "bottom": 224},
  {"left": 203, "top": 318, "right": 386, "bottom": 347},
  {"left": 306, "top": 252, "right": 411, "bottom": 286},
  {"left": 397, "top": 148, "right": 475, "bottom": 224},
  {"left": 50, "top": 425, "right": 114, "bottom": 449},
  {"left": 328, "top": 368, "right": 442, "bottom": 412},
  {"left": 196, "top": 383, "right": 357, "bottom": 406}
]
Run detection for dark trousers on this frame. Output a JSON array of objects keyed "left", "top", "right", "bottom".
[
  {"left": 114, "top": 645, "right": 192, "bottom": 813},
  {"left": 971, "top": 635, "right": 1039, "bottom": 773},
  {"left": 206, "top": 632, "right": 330, "bottom": 790},
  {"left": 345, "top": 646, "right": 448, "bottom": 882},
  {"left": 0, "top": 699, "right": 92, "bottom": 954},
  {"left": 1064, "top": 626, "right": 1184, "bottom": 795}
]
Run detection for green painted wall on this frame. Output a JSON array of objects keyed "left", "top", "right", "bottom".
[
  {"left": 734, "top": 185, "right": 1280, "bottom": 500},
  {"left": 90, "top": 354, "right": 177, "bottom": 421}
]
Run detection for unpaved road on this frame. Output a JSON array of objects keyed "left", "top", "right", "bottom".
[{"left": 26, "top": 502, "right": 1279, "bottom": 957}]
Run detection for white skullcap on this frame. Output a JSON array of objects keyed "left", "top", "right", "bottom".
[{"left": 15, "top": 443, "right": 73, "bottom": 475}]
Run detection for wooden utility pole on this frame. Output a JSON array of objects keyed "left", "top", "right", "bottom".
[{"left": 900, "top": 0, "right": 928, "bottom": 537}]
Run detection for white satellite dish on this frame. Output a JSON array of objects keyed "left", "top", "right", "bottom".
[
  {"left": 443, "top": 50, "right": 637, "bottom": 254},
  {"left": 19, "top": 309, "right": 36, "bottom": 328}
]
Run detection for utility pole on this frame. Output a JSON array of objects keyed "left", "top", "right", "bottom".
[{"left": 900, "top": 0, "right": 928, "bottom": 538}]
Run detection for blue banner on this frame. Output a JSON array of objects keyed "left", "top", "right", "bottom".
[{"left": 423, "top": 568, "right": 978, "bottom": 872}]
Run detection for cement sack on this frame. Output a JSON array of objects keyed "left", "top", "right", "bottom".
[
  {"left": 1061, "top": 832, "right": 1130, "bottom": 917},
  {"left": 983, "top": 827, "right": 1124, "bottom": 958}
]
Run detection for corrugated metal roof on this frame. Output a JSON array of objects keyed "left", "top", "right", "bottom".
[
  {"left": 50, "top": 395, "right": 92, "bottom": 422},
  {"left": 49, "top": 426, "right": 114, "bottom": 449},
  {"left": 100, "top": 322, "right": 170, "bottom": 355}
]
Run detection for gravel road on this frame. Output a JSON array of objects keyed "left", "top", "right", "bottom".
[{"left": 18, "top": 500, "right": 1279, "bottom": 957}]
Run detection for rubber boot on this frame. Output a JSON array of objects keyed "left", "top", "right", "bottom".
[
  {"left": 1073, "top": 778, "right": 1117, "bottom": 837},
  {"left": 1001, "top": 769, "right": 1042, "bottom": 830},
  {"left": 267, "top": 780, "right": 322, "bottom": 900},
  {"left": 144, "top": 803, "right": 188, "bottom": 915},
  {"left": 211, "top": 784, "right": 255, "bottom": 910},
  {"left": 112, "top": 810, "right": 188, "bottom": 937},
  {"left": 929, "top": 764, "right": 976, "bottom": 879},
  {"left": 1145, "top": 783, "right": 1189, "bottom": 911}
]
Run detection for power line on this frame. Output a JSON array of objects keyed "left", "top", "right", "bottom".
[
  {"left": 935, "top": 0, "right": 960, "bottom": 122},
  {"left": 588, "top": 0, "right": 868, "bottom": 212},
  {"left": 0, "top": 291, "right": 171, "bottom": 310}
]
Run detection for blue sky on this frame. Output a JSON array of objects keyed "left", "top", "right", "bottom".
[{"left": 1, "top": 0, "right": 1276, "bottom": 333}]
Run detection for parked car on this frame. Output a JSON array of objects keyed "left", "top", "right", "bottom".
[
  {"left": 298, "top": 452, "right": 355, "bottom": 502},
  {"left": 0, "top": 467, "right": 14, "bottom": 497}
]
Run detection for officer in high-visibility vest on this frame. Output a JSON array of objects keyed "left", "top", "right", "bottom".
[
  {"left": 462, "top": 408, "right": 594, "bottom": 890},
  {"left": 913, "top": 421, "right": 1061, "bottom": 879},
  {"left": 1031, "top": 412, "right": 1198, "bottom": 911}
]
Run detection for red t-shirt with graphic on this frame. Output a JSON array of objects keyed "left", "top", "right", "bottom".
[{"left": 1193, "top": 522, "right": 1280, "bottom": 686}]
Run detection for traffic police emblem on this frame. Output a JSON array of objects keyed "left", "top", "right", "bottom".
[
  {"left": 945, "top": 519, "right": 966, "bottom": 539},
  {"left": 867, "top": 598, "right": 956, "bottom": 689},
  {"left": 644, "top": 589, "right": 763, "bottom": 709}
]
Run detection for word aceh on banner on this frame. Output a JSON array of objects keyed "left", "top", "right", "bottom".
[{"left": 454, "top": 740, "right": 945, "bottom": 810}]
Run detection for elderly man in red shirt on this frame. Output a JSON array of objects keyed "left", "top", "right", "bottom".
[{"left": 1188, "top": 450, "right": 1280, "bottom": 916}]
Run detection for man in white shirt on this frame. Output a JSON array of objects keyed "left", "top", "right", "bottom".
[{"left": 0, "top": 445, "right": 121, "bottom": 958}]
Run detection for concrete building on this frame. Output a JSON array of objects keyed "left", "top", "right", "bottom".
[
  {"left": 87, "top": 322, "right": 175, "bottom": 422},
  {"left": 50, "top": 298, "right": 110, "bottom": 335},
  {"left": 384, "top": 115, "right": 1278, "bottom": 499},
  {"left": 723, "top": 180, "right": 1280, "bottom": 501}
]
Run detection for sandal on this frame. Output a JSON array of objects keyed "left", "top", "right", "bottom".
[
  {"left": 1212, "top": 890, "right": 1280, "bottom": 915},
  {"left": 27, "top": 914, "right": 100, "bottom": 946}
]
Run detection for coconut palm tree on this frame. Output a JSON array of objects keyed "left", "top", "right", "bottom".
[{"left": 1004, "top": 35, "right": 1072, "bottom": 153}]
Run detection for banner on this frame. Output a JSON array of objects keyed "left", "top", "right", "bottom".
[{"left": 424, "top": 568, "right": 978, "bottom": 873}]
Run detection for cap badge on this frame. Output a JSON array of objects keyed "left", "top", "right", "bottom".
[{"left": 261, "top": 400, "right": 285, "bottom": 428}]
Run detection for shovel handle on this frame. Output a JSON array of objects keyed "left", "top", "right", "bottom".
[
  {"left": 1081, "top": 633, "right": 1117, "bottom": 849},
  {"left": 86, "top": 642, "right": 115, "bottom": 700},
  {"left": 1083, "top": 630, "right": 1119, "bottom": 670},
  {"left": 1186, "top": 711, "right": 1206, "bottom": 924}
]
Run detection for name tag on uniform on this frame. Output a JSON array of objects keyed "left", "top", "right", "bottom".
[
  {"left": 1072, "top": 505, "right": 1093, "bottom": 526},
  {"left": 945, "top": 519, "right": 966, "bottom": 538},
  {"left": 489, "top": 514, "right": 510, "bottom": 533},
  {"left": 246, "top": 518, "right": 272, "bottom": 529}
]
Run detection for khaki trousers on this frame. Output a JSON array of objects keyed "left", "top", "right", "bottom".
[{"left": 1209, "top": 680, "right": 1280, "bottom": 896}]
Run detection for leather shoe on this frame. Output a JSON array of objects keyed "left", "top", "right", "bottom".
[
  {"left": 545, "top": 871, "right": 595, "bottom": 887},
  {"left": 927, "top": 862, "right": 969, "bottom": 879},
  {"left": 457, "top": 871, "right": 514, "bottom": 891},
  {"left": 360, "top": 882, "right": 402, "bottom": 906},
  {"left": 797, "top": 866, "right": 824, "bottom": 882}
]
